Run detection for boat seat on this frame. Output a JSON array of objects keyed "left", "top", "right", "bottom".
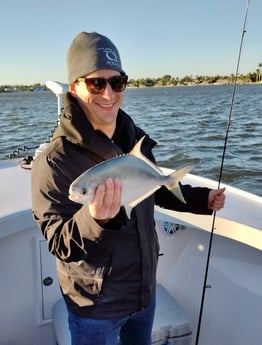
[
  {"left": 152, "top": 284, "right": 192, "bottom": 345},
  {"left": 52, "top": 283, "right": 192, "bottom": 345},
  {"left": 52, "top": 298, "right": 70, "bottom": 345}
]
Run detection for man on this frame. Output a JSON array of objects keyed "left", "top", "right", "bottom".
[{"left": 31, "top": 31, "right": 225, "bottom": 345}]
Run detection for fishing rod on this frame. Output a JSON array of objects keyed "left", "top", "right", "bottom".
[{"left": 195, "top": 1, "right": 250, "bottom": 344}]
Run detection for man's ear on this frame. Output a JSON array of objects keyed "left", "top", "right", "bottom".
[{"left": 69, "top": 83, "right": 77, "bottom": 98}]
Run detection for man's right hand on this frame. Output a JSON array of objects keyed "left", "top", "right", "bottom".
[{"left": 88, "top": 178, "right": 122, "bottom": 223}]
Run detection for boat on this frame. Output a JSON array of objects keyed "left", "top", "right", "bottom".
[{"left": 0, "top": 81, "right": 261, "bottom": 345}]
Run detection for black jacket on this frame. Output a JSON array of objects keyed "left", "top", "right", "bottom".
[{"left": 31, "top": 93, "right": 212, "bottom": 318}]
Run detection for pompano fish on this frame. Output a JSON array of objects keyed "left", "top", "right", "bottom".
[{"left": 69, "top": 136, "right": 194, "bottom": 218}]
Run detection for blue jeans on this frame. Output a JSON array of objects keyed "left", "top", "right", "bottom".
[{"left": 68, "top": 296, "right": 156, "bottom": 345}]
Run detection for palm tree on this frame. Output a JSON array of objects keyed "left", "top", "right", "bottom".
[{"left": 257, "top": 63, "right": 262, "bottom": 82}]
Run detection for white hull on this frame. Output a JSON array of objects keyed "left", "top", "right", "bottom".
[{"left": 0, "top": 160, "right": 261, "bottom": 345}]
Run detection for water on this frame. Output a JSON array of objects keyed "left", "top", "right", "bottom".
[{"left": 1, "top": 84, "right": 261, "bottom": 196}]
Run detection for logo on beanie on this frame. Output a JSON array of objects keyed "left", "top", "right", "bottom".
[{"left": 98, "top": 47, "right": 120, "bottom": 68}]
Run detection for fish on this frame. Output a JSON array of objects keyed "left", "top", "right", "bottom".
[{"left": 69, "top": 136, "right": 194, "bottom": 218}]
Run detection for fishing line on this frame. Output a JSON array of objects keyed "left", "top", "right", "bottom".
[{"left": 195, "top": 1, "right": 250, "bottom": 344}]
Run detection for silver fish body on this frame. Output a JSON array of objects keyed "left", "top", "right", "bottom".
[{"left": 69, "top": 136, "right": 193, "bottom": 218}]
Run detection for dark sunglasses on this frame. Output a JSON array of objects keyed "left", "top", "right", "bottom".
[{"left": 77, "top": 75, "right": 128, "bottom": 94}]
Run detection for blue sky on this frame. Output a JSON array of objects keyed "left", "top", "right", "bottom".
[{"left": 1, "top": 0, "right": 261, "bottom": 85}]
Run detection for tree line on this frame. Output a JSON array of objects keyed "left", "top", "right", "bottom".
[
  {"left": 1, "top": 66, "right": 261, "bottom": 92},
  {"left": 128, "top": 70, "right": 262, "bottom": 87}
]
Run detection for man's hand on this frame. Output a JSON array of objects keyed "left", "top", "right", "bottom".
[
  {"left": 88, "top": 178, "right": 122, "bottom": 223},
  {"left": 208, "top": 187, "right": 226, "bottom": 211}
]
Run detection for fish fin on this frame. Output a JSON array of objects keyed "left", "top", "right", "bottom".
[
  {"left": 129, "top": 136, "right": 146, "bottom": 156},
  {"left": 125, "top": 205, "right": 133, "bottom": 219},
  {"left": 129, "top": 136, "right": 163, "bottom": 174},
  {"left": 166, "top": 164, "right": 194, "bottom": 203},
  {"left": 125, "top": 186, "right": 161, "bottom": 219}
]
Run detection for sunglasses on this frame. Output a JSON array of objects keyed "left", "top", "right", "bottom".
[{"left": 77, "top": 75, "right": 128, "bottom": 94}]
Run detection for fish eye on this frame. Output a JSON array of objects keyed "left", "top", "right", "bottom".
[{"left": 81, "top": 188, "right": 87, "bottom": 195}]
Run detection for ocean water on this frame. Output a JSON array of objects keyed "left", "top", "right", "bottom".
[{"left": 1, "top": 84, "right": 261, "bottom": 196}]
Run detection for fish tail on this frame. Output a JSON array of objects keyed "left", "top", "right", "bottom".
[{"left": 166, "top": 164, "right": 194, "bottom": 203}]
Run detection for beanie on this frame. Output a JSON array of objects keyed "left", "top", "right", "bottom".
[{"left": 67, "top": 31, "right": 125, "bottom": 84}]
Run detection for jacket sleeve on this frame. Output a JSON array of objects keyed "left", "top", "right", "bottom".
[
  {"left": 31, "top": 153, "right": 122, "bottom": 263},
  {"left": 155, "top": 184, "right": 213, "bottom": 215}
]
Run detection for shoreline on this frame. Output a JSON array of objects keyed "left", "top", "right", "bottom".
[{"left": 1, "top": 81, "right": 262, "bottom": 93}]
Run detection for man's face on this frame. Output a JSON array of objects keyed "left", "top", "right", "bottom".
[{"left": 70, "top": 69, "right": 124, "bottom": 137}]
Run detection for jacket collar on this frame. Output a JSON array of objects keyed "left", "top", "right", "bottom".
[{"left": 52, "top": 93, "right": 139, "bottom": 161}]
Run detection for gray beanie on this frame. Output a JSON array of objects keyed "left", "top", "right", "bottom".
[{"left": 67, "top": 31, "right": 125, "bottom": 84}]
